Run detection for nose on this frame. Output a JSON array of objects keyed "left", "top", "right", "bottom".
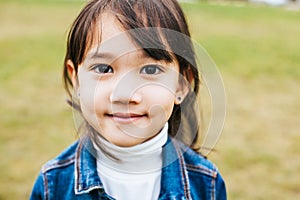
[
  {"left": 109, "top": 75, "right": 142, "bottom": 104},
  {"left": 109, "top": 90, "right": 142, "bottom": 104}
]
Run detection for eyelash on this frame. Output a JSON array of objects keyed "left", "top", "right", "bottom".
[
  {"left": 140, "top": 65, "right": 163, "bottom": 75},
  {"left": 91, "top": 64, "right": 113, "bottom": 74},
  {"left": 91, "top": 64, "right": 163, "bottom": 75}
]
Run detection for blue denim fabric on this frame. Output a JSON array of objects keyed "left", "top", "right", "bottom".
[{"left": 30, "top": 137, "right": 226, "bottom": 200}]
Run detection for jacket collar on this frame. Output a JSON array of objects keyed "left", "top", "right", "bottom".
[
  {"left": 74, "top": 136, "right": 191, "bottom": 198},
  {"left": 159, "top": 137, "right": 191, "bottom": 199},
  {"left": 74, "top": 139, "right": 103, "bottom": 195}
]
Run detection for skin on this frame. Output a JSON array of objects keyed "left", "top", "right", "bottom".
[{"left": 67, "top": 13, "right": 188, "bottom": 147}]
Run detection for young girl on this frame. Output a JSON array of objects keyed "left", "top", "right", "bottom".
[{"left": 30, "top": 0, "right": 226, "bottom": 199}]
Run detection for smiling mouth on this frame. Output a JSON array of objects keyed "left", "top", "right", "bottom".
[{"left": 106, "top": 113, "right": 147, "bottom": 123}]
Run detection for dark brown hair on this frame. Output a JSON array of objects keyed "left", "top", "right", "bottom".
[{"left": 63, "top": 0, "right": 201, "bottom": 151}]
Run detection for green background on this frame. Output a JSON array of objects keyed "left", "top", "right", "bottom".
[{"left": 0, "top": 0, "right": 300, "bottom": 199}]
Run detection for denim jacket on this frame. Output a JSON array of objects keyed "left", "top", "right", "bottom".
[{"left": 30, "top": 137, "right": 226, "bottom": 200}]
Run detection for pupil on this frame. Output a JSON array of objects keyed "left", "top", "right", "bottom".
[
  {"left": 146, "top": 66, "right": 156, "bottom": 74},
  {"left": 100, "top": 65, "right": 109, "bottom": 73}
]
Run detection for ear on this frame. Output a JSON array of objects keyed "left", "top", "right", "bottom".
[
  {"left": 66, "top": 60, "right": 79, "bottom": 89},
  {"left": 174, "top": 76, "right": 190, "bottom": 105},
  {"left": 174, "top": 68, "right": 194, "bottom": 105}
]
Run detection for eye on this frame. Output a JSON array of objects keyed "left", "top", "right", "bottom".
[
  {"left": 140, "top": 65, "right": 163, "bottom": 75},
  {"left": 92, "top": 64, "right": 113, "bottom": 74}
]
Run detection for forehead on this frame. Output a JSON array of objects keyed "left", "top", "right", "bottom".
[
  {"left": 98, "top": 13, "right": 129, "bottom": 44},
  {"left": 83, "top": 12, "right": 178, "bottom": 68},
  {"left": 85, "top": 12, "right": 140, "bottom": 58}
]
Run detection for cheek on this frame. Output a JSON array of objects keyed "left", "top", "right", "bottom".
[
  {"left": 144, "top": 86, "right": 175, "bottom": 120},
  {"left": 78, "top": 76, "right": 109, "bottom": 123},
  {"left": 78, "top": 76, "right": 96, "bottom": 109}
]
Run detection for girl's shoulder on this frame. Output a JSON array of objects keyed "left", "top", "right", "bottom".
[
  {"left": 41, "top": 141, "right": 80, "bottom": 173},
  {"left": 175, "top": 140, "right": 219, "bottom": 178},
  {"left": 170, "top": 139, "right": 227, "bottom": 199}
]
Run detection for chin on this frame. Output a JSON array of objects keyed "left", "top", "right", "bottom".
[{"left": 111, "top": 138, "right": 144, "bottom": 147}]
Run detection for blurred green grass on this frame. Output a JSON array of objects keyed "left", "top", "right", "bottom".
[{"left": 1, "top": 1, "right": 300, "bottom": 199}]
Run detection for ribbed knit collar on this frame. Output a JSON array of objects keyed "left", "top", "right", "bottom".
[{"left": 93, "top": 123, "right": 168, "bottom": 174}]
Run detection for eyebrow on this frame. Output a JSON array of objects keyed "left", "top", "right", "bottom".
[
  {"left": 89, "top": 52, "right": 115, "bottom": 60},
  {"left": 88, "top": 50, "right": 150, "bottom": 61}
]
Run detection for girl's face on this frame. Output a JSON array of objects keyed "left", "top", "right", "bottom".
[{"left": 68, "top": 13, "right": 188, "bottom": 147}]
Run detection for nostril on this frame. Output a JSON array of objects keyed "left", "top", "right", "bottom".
[
  {"left": 130, "top": 93, "right": 142, "bottom": 103},
  {"left": 109, "top": 92, "right": 142, "bottom": 104}
]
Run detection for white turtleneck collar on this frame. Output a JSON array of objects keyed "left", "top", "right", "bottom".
[{"left": 92, "top": 123, "right": 168, "bottom": 200}]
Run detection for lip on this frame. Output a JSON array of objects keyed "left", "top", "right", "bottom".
[{"left": 106, "top": 113, "right": 147, "bottom": 123}]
